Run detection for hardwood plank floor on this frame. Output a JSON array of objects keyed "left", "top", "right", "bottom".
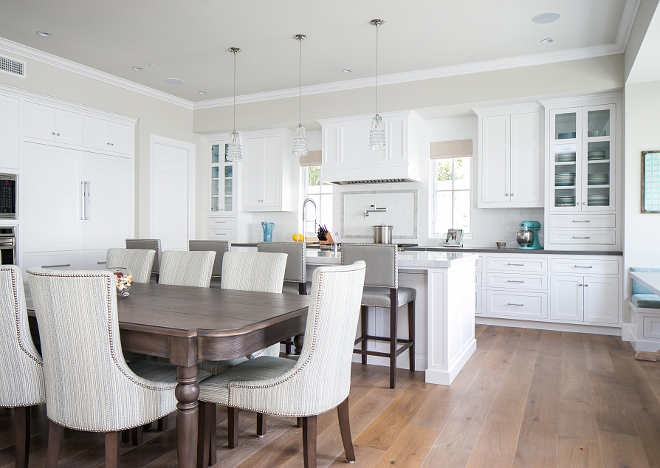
[{"left": 3, "top": 325, "right": 660, "bottom": 468}]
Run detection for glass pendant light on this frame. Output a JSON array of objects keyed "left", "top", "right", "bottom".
[
  {"left": 369, "top": 19, "right": 386, "bottom": 151},
  {"left": 292, "top": 34, "right": 308, "bottom": 157},
  {"left": 226, "top": 47, "right": 242, "bottom": 161}
]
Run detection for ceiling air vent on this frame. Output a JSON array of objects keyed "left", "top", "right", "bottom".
[
  {"left": 332, "top": 178, "right": 413, "bottom": 185},
  {"left": 0, "top": 55, "right": 26, "bottom": 78}
]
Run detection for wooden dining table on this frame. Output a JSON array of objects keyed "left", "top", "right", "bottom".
[{"left": 26, "top": 281, "right": 309, "bottom": 468}]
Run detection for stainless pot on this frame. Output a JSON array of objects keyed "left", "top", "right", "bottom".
[{"left": 373, "top": 225, "right": 393, "bottom": 244}]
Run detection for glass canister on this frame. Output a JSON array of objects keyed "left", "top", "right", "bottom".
[{"left": 107, "top": 267, "right": 133, "bottom": 297}]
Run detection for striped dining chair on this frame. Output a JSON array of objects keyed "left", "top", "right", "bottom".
[
  {"left": 0, "top": 265, "right": 46, "bottom": 468},
  {"left": 26, "top": 268, "right": 205, "bottom": 468},
  {"left": 196, "top": 262, "right": 366, "bottom": 468},
  {"left": 106, "top": 248, "right": 156, "bottom": 283},
  {"left": 159, "top": 251, "right": 216, "bottom": 288}
]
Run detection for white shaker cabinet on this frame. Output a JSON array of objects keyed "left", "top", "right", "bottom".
[
  {"left": 241, "top": 129, "right": 293, "bottom": 212},
  {"left": 24, "top": 101, "right": 83, "bottom": 147},
  {"left": 84, "top": 116, "right": 133, "bottom": 156},
  {"left": 0, "top": 94, "right": 19, "bottom": 169},
  {"left": 550, "top": 274, "right": 618, "bottom": 324},
  {"left": 475, "top": 105, "right": 543, "bottom": 208}
]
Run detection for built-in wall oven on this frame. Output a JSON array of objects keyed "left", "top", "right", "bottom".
[
  {"left": 0, "top": 227, "right": 16, "bottom": 265},
  {"left": 0, "top": 174, "right": 17, "bottom": 219}
]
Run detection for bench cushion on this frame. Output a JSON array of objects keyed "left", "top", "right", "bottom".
[{"left": 632, "top": 293, "right": 660, "bottom": 309}]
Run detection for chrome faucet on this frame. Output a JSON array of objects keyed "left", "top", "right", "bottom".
[{"left": 302, "top": 198, "right": 317, "bottom": 243}]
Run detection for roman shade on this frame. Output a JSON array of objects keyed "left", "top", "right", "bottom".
[
  {"left": 299, "top": 150, "right": 322, "bottom": 167},
  {"left": 430, "top": 139, "right": 473, "bottom": 159}
]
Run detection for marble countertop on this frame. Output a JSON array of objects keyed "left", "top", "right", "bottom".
[{"left": 306, "top": 250, "right": 478, "bottom": 268}]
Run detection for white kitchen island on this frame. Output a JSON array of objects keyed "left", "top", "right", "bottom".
[{"left": 306, "top": 250, "right": 478, "bottom": 385}]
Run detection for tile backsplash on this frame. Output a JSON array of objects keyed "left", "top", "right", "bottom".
[{"left": 341, "top": 190, "right": 418, "bottom": 239}]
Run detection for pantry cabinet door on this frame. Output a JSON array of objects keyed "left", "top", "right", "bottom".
[
  {"left": 510, "top": 112, "right": 543, "bottom": 206},
  {"left": 84, "top": 116, "right": 110, "bottom": 152},
  {"left": 479, "top": 115, "right": 510, "bottom": 205},
  {"left": 23, "top": 143, "right": 82, "bottom": 252},
  {"left": 82, "top": 152, "right": 133, "bottom": 250},
  {"left": 583, "top": 276, "right": 619, "bottom": 324},
  {"left": 108, "top": 121, "right": 133, "bottom": 155},
  {"left": 241, "top": 138, "right": 266, "bottom": 210},
  {"left": 24, "top": 102, "right": 56, "bottom": 142},
  {"left": 550, "top": 275, "right": 583, "bottom": 322},
  {"left": 54, "top": 109, "right": 83, "bottom": 146}
]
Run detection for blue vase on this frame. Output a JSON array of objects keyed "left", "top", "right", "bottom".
[{"left": 261, "top": 222, "right": 275, "bottom": 242}]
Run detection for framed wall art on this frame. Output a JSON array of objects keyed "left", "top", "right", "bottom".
[{"left": 642, "top": 151, "right": 660, "bottom": 213}]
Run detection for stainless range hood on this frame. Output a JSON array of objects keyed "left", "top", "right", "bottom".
[{"left": 317, "top": 110, "right": 427, "bottom": 185}]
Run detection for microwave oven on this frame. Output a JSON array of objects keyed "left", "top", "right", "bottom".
[{"left": 0, "top": 174, "right": 16, "bottom": 219}]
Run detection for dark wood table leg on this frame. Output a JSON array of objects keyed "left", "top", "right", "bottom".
[
  {"left": 176, "top": 364, "right": 200, "bottom": 468},
  {"left": 293, "top": 334, "right": 305, "bottom": 355}
]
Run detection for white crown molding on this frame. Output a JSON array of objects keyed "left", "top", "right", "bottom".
[
  {"left": 194, "top": 43, "right": 624, "bottom": 111},
  {"left": 616, "top": 0, "right": 641, "bottom": 50},
  {"left": 539, "top": 91, "right": 622, "bottom": 109},
  {"left": 473, "top": 102, "right": 544, "bottom": 116},
  {"left": 0, "top": 37, "right": 194, "bottom": 110}
]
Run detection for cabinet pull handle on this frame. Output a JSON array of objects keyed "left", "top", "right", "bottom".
[
  {"left": 507, "top": 280, "right": 524, "bottom": 283},
  {"left": 97, "top": 261, "right": 106, "bottom": 265},
  {"left": 572, "top": 220, "right": 590, "bottom": 223},
  {"left": 573, "top": 236, "right": 591, "bottom": 239},
  {"left": 42, "top": 264, "right": 71, "bottom": 268},
  {"left": 573, "top": 265, "right": 593, "bottom": 269},
  {"left": 215, "top": 232, "right": 226, "bottom": 235},
  {"left": 507, "top": 263, "right": 525, "bottom": 266},
  {"left": 507, "top": 302, "right": 524, "bottom": 306},
  {"left": 80, "top": 182, "right": 86, "bottom": 220}
]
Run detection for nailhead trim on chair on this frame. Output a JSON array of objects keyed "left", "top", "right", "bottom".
[
  {"left": 257, "top": 242, "right": 305, "bottom": 284},
  {"left": 8, "top": 268, "right": 43, "bottom": 367}
]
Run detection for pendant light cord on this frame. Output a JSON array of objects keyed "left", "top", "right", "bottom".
[
  {"left": 233, "top": 50, "right": 236, "bottom": 132},
  {"left": 375, "top": 22, "right": 379, "bottom": 115},
  {"left": 299, "top": 37, "right": 302, "bottom": 125}
]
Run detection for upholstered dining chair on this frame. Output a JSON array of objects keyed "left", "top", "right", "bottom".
[
  {"left": 342, "top": 243, "right": 416, "bottom": 389},
  {"left": 26, "top": 268, "right": 199, "bottom": 468},
  {"left": 126, "top": 238, "right": 162, "bottom": 281},
  {"left": 106, "top": 248, "right": 156, "bottom": 283},
  {"left": 0, "top": 265, "right": 46, "bottom": 468},
  {"left": 257, "top": 242, "right": 308, "bottom": 354},
  {"left": 159, "top": 250, "right": 216, "bottom": 288},
  {"left": 189, "top": 240, "right": 229, "bottom": 287},
  {"left": 196, "top": 261, "right": 366, "bottom": 468}
]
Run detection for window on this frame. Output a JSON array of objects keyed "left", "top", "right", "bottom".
[
  {"left": 304, "top": 166, "right": 333, "bottom": 234},
  {"left": 434, "top": 157, "right": 471, "bottom": 236}
]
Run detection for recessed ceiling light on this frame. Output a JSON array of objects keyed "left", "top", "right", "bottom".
[
  {"left": 132, "top": 66, "right": 143, "bottom": 71},
  {"left": 36, "top": 31, "right": 51, "bottom": 37},
  {"left": 198, "top": 91, "right": 207, "bottom": 95},
  {"left": 532, "top": 13, "right": 560, "bottom": 24},
  {"left": 540, "top": 38, "right": 554, "bottom": 44},
  {"left": 165, "top": 78, "right": 184, "bottom": 85},
  {"left": 342, "top": 69, "right": 352, "bottom": 73},
  {"left": 149, "top": 63, "right": 157, "bottom": 67}
]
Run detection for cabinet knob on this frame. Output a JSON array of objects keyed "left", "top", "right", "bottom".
[
  {"left": 110, "top": 143, "right": 114, "bottom": 146},
  {"left": 583, "top": 202, "right": 587, "bottom": 205},
  {"left": 505, "top": 193, "right": 509, "bottom": 196},
  {"left": 52, "top": 132, "right": 56, "bottom": 135},
  {"left": 56, "top": 133, "right": 60, "bottom": 136},
  {"left": 584, "top": 284, "right": 589, "bottom": 287},
  {"left": 578, "top": 284, "right": 583, "bottom": 286},
  {"left": 510, "top": 193, "right": 514, "bottom": 196}
]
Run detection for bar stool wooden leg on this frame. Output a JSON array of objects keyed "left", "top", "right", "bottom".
[
  {"left": 408, "top": 300, "right": 416, "bottom": 372},
  {"left": 390, "top": 289, "right": 398, "bottom": 389},
  {"left": 361, "top": 306, "right": 368, "bottom": 365}
]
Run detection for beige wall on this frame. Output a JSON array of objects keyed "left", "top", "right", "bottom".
[
  {"left": 0, "top": 50, "right": 205, "bottom": 238},
  {"left": 624, "top": 0, "right": 660, "bottom": 80},
  {"left": 194, "top": 55, "right": 625, "bottom": 134},
  {"left": 623, "top": 81, "right": 660, "bottom": 321}
]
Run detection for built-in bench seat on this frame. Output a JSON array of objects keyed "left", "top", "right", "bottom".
[{"left": 630, "top": 267, "right": 660, "bottom": 352}]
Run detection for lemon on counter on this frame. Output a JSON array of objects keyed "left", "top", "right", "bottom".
[{"left": 292, "top": 233, "right": 303, "bottom": 242}]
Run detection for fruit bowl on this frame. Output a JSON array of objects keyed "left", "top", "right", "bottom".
[{"left": 107, "top": 267, "right": 133, "bottom": 297}]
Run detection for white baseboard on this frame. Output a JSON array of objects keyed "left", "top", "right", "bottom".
[
  {"left": 475, "top": 317, "right": 622, "bottom": 336},
  {"left": 621, "top": 323, "right": 631, "bottom": 341},
  {"left": 425, "top": 338, "right": 476, "bottom": 386}
]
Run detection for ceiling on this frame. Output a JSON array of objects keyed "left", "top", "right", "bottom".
[{"left": 0, "top": 0, "right": 631, "bottom": 103}]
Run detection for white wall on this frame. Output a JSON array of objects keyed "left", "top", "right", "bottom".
[
  {"left": 0, "top": 49, "right": 204, "bottom": 238},
  {"left": 623, "top": 80, "right": 660, "bottom": 321}
]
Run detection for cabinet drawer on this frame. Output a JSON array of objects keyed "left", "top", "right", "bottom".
[
  {"left": 22, "top": 251, "right": 81, "bottom": 274},
  {"left": 548, "top": 214, "right": 616, "bottom": 229},
  {"left": 550, "top": 258, "right": 620, "bottom": 275},
  {"left": 208, "top": 229, "right": 236, "bottom": 241},
  {"left": 475, "top": 271, "right": 482, "bottom": 287},
  {"left": 208, "top": 217, "right": 236, "bottom": 229},
  {"left": 486, "top": 272, "right": 548, "bottom": 291},
  {"left": 547, "top": 230, "right": 616, "bottom": 245},
  {"left": 485, "top": 256, "right": 548, "bottom": 272},
  {"left": 643, "top": 316, "right": 660, "bottom": 339},
  {"left": 486, "top": 290, "right": 548, "bottom": 319}
]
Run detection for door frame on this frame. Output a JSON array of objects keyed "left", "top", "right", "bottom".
[{"left": 149, "top": 135, "right": 196, "bottom": 247}]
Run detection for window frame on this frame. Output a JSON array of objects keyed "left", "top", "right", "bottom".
[
  {"left": 302, "top": 166, "right": 333, "bottom": 233},
  {"left": 432, "top": 157, "right": 472, "bottom": 237}
]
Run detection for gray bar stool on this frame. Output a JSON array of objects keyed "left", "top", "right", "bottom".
[
  {"left": 258, "top": 242, "right": 308, "bottom": 354},
  {"left": 126, "top": 238, "right": 162, "bottom": 282},
  {"left": 189, "top": 240, "right": 230, "bottom": 287},
  {"left": 342, "top": 243, "right": 415, "bottom": 389}
]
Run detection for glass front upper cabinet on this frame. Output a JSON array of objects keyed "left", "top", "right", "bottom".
[
  {"left": 211, "top": 143, "right": 235, "bottom": 213},
  {"left": 550, "top": 105, "right": 615, "bottom": 212}
]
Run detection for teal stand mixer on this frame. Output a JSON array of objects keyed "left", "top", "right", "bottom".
[{"left": 516, "top": 221, "right": 543, "bottom": 250}]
